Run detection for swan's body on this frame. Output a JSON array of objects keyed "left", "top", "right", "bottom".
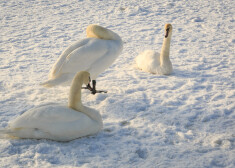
[
  {"left": 1, "top": 71, "right": 102, "bottom": 141},
  {"left": 136, "top": 24, "right": 173, "bottom": 75},
  {"left": 41, "top": 25, "right": 123, "bottom": 93}
]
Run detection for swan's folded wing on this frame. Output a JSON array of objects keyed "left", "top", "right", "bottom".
[
  {"left": 57, "top": 39, "right": 109, "bottom": 75},
  {"left": 8, "top": 105, "right": 98, "bottom": 140},
  {"left": 49, "top": 39, "right": 90, "bottom": 78},
  {"left": 9, "top": 105, "right": 87, "bottom": 128}
]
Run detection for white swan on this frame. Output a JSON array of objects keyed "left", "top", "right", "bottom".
[
  {"left": 0, "top": 71, "right": 103, "bottom": 141},
  {"left": 135, "top": 24, "right": 173, "bottom": 75},
  {"left": 41, "top": 24, "right": 123, "bottom": 94}
]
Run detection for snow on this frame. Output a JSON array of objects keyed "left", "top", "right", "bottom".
[{"left": 0, "top": 0, "right": 234, "bottom": 167}]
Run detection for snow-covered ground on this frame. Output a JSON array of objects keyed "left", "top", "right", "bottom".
[{"left": 0, "top": 0, "right": 234, "bottom": 167}]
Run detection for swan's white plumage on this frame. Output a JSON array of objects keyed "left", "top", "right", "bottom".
[
  {"left": 1, "top": 71, "right": 103, "bottom": 141},
  {"left": 135, "top": 50, "right": 172, "bottom": 75},
  {"left": 7, "top": 104, "right": 101, "bottom": 141},
  {"left": 136, "top": 24, "right": 173, "bottom": 75},
  {"left": 41, "top": 25, "right": 123, "bottom": 87}
]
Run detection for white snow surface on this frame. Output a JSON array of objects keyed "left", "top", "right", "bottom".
[{"left": 0, "top": 0, "right": 234, "bottom": 167}]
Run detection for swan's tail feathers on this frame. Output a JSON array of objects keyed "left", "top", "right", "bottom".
[
  {"left": 0, "top": 128, "right": 14, "bottom": 139},
  {"left": 40, "top": 79, "right": 59, "bottom": 88},
  {"left": 40, "top": 73, "right": 74, "bottom": 88},
  {"left": 0, "top": 129, "right": 8, "bottom": 134}
]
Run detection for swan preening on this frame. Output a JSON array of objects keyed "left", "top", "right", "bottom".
[
  {"left": 0, "top": 71, "right": 103, "bottom": 141},
  {"left": 41, "top": 24, "right": 123, "bottom": 94},
  {"left": 135, "top": 24, "right": 173, "bottom": 75}
]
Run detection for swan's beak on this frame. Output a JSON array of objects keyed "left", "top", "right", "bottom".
[{"left": 165, "top": 28, "right": 170, "bottom": 38}]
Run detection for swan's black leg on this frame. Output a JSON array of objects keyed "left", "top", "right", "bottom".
[
  {"left": 81, "top": 80, "right": 97, "bottom": 94},
  {"left": 91, "top": 80, "right": 96, "bottom": 95},
  {"left": 82, "top": 80, "right": 107, "bottom": 94}
]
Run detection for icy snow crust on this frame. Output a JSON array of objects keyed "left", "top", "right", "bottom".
[{"left": 0, "top": 0, "right": 234, "bottom": 167}]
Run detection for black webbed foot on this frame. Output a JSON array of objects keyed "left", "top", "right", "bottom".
[{"left": 82, "top": 80, "right": 107, "bottom": 94}]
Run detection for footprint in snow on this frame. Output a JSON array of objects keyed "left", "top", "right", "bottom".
[
  {"left": 191, "top": 17, "right": 204, "bottom": 22},
  {"left": 136, "top": 148, "right": 148, "bottom": 159},
  {"left": 104, "top": 128, "right": 113, "bottom": 133},
  {"left": 120, "top": 121, "right": 130, "bottom": 126},
  {"left": 179, "top": 49, "right": 188, "bottom": 53},
  {"left": 92, "top": 93, "right": 107, "bottom": 103},
  {"left": 213, "top": 138, "right": 233, "bottom": 149}
]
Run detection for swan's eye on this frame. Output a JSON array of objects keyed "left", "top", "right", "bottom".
[
  {"left": 89, "top": 77, "right": 91, "bottom": 82},
  {"left": 166, "top": 27, "right": 170, "bottom": 31}
]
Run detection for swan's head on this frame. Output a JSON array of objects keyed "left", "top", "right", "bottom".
[
  {"left": 74, "top": 71, "right": 91, "bottom": 86},
  {"left": 86, "top": 24, "right": 120, "bottom": 40},
  {"left": 164, "top": 24, "right": 173, "bottom": 38}
]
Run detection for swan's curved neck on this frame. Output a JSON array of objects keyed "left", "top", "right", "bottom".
[
  {"left": 68, "top": 74, "right": 102, "bottom": 123},
  {"left": 87, "top": 25, "right": 122, "bottom": 41},
  {"left": 160, "top": 34, "right": 172, "bottom": 65},
  {"left": 68, "top": 76, "right": 83, "bottom": 111}
]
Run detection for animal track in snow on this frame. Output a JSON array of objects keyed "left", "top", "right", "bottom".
[
  {"left": 136, "top": 148, "right": 148, "bottom": 159},
  {"left": 120, "top": 121, "right": 130, "bottom": 126}
]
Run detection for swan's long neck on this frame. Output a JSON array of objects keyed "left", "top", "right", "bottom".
[
  {"left": 160, "top": 34, "right": 172, "bottom": 66},
  {"left": 68, "top": 73, "right": 102, "bottom": 124},
  {"left": 68, "top": 76, "right": 83, "bottom": 111}
]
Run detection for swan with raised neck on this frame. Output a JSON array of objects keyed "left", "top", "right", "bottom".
[
  {"left": 160, "top": 24, "right": 172, "bottom": 68},
  {"left": 135, "top": 23, "right": 173, "bottom": 75}
]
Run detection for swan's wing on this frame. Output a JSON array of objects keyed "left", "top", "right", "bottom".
[
  {"left": 49, "top": 39, "right": 90, "bottom": 78},
  {"left": 57, "top": 39, "right": 109, "bottom": 75},
  {"left": 136, "top": 50, "right": 161, "bottom": 72},
  {"left": 8, "top": 105, "right": 99, "bottom": 140},
  {"left": 9, "top": 105, "right": 86, "bottom": 128}
]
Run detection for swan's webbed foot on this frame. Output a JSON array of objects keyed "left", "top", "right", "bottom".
[
  {"left": 82, "top": 80, "right": 107, "bottom": 94},
  {"left": 84, "top": 80, "right": 97, "bottom": 94},
  {"left": 82, "top": 83, "right": 93, "bottom": 91}
]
